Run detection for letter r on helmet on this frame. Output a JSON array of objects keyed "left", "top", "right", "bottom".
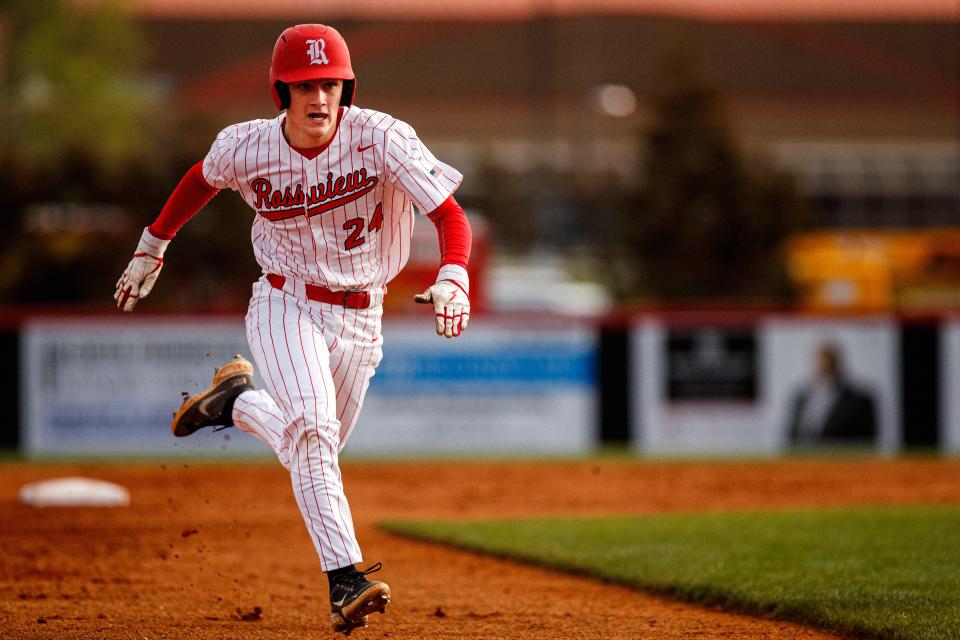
[{"left": 306, "top": 39, "right": 329, "bottom": 65}]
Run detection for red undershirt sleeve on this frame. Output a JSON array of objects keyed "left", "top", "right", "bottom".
[
  {"left": 147, "top": 161, "right": 220, "bottom": 240},
  {"left": 426, "top": 195, "right": 472, "bottom": 268}
]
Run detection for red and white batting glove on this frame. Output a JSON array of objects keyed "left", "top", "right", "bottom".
[
  {"left": 414, "top": 265, "right": 470, "bottom": 338},
  {"left": 114, "top": 227, "right": 170, "bottom": 312}
]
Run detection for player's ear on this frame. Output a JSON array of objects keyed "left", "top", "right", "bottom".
[{"left": 274, "top": 81, "right": 291, "bottom": 110}]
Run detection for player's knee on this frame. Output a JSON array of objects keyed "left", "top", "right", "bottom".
[{"left": 284, "top": 415, "right": 342, "bottom": 449}]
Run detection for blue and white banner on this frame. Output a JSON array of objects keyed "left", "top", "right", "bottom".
[
  {"left": 21, "top": 318, "right": 266, "bottom": 457},
  {"left": 21, "top": 316, "right": 598, "bottom": 457},
  {"left": 346, "top": 321, "right": 598, "bottom": 455}
]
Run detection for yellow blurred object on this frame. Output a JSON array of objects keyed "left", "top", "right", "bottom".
[{"left": 786, "top": 229, "right": 960, "bottom": 312}]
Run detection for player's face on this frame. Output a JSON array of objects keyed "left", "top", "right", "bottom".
[{"left": 284, "top": 79, "right": 343, "bottom": 148}]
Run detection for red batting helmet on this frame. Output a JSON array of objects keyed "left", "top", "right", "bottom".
[{"left": 269, "top": 24, "right": 356, "bottom": 110}]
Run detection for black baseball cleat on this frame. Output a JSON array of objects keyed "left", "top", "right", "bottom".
[
  {"left": 330, "top": 563, "right": 391, "bottom": 636},
  {"left": 171, "top": 355, "right": 254, "bottom": 437}
]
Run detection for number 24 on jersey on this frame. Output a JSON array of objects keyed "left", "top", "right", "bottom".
[{"left": 342, "top": 202, "right": 383, "bottom": 250}]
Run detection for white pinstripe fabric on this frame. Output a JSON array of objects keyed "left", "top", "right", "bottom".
[
  {"left": 234, "top": 278, "right": 383, "bottom": 571},
  {"left": 202, "top": 106, "right": 463, "bottom": 292},
  {"left": 199, "top": 104, "right": 459, "bottom": 573},
  {"left": 232, "top": 390, "right": 289, "bottom": 467}
]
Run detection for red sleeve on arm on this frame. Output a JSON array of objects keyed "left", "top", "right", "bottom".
[
  {"left": 147, "top": 161, "right": 219, "bottom": 240},
  {"left": 427, "top": 195, "right": 472, "bottom": 268}
]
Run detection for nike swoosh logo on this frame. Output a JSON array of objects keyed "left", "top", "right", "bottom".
[
  {"left": 197, "top": 392, "right": 221, "bottom": 417},
  {"left": 357, "top": 143, "right": 375, "bottom": 153}
]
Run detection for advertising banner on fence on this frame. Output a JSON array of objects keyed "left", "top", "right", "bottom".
[
  {"left": 347, "top": 321, "right": 597, "bottom": 455},
  {"left": 21, "top": 318, "right": 263, "bottom": 457},
  {"left": 632, "top": 316, "right": 899, "bottom": 455},
  {"left": 764, "top": 318, "right": 899, "bottom": 454},
  {"left": 22, "top": 316, "right": 598, "bottom": 457},
  {"left": 942, "top": 320, "right": 960, "bottom": 455},
  {"left": 634, "top": 321, "right": 771, "bottom": 454}
]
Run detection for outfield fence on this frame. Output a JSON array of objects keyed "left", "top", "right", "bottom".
[{"left": 8, "top": 311, "right": 958, "bottom": 457}]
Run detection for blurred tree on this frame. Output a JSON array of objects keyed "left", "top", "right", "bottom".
[
  {"left": 618, "top": 52, "right": 807, "bottom": 302},
  {"left": 0, "top": 1, "right": 257, "bottom": 310},
  {"left": 472, "top": 159, "right": 537, "bottom": 251},
  {"left": 0, "top": 0, "right": 154, "bottom": 170}
]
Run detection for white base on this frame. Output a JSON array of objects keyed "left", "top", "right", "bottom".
[{"left": 19, "top": 477, "right": 130, "bottom": 507}]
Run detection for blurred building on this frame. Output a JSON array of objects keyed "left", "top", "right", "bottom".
[{"left": 132, "top": 0, "right": 958, "bottom": 229}]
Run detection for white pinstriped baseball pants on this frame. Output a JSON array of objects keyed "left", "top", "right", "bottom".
[{"left": 232, "top": 277, "right": 383, "bottom": 571}]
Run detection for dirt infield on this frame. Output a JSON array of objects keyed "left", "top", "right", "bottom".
[{"left": 2, "top": 457, "right": 959, "bottom": 639}]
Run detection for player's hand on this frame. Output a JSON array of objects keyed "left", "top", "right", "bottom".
[
  {"left": 414, "top": 280, "right": 470, "bottom": 338},
  {"left": 114, "top": 228, "right": 170, "bottom": 312}
]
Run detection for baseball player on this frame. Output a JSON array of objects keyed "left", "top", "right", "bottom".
[{"left": 113, "top": 24, "right": 472, "bottom": 635}]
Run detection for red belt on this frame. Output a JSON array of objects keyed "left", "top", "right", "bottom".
[{"left": 266, "top": 274, "right": 371, "bottom": 309}]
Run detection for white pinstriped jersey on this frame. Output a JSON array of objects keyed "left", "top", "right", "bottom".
[{"left": 202, "top": 105, "right": 463, "bottom": 291}]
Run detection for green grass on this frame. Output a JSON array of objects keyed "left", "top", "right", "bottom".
[{"left": 383, "top": 505, "right": 960, "bottom": 640}]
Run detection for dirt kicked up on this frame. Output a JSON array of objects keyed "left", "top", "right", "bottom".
[{"left": 1, "top": 458, "right": 959, "bottom": 639}]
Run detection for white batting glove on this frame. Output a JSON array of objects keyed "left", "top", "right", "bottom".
[
  {"left": 414, "top": 265, "right": 470, "bottom": 338},
  {"left": 114, "top": 227, "right": 170, "bottom": 312}
]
